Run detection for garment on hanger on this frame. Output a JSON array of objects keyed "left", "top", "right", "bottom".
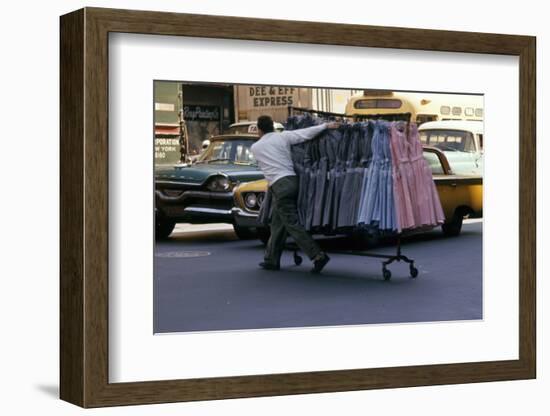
[
  {"left": 256, "top": 114, "right": 443, "bottom": 236},
  {"left": 341, "top": 123, "right": 368, "bottom": 228},
  {"left": 389, "top": 122, "right": 416, "bottom": 231},
  {"left": 357, "top": 120, "right": 398, "bottom": 231},
  {"left": 291, "top": 140, "right": 307, "bottom": 226},
  {"left": 406, "top": 122, "right": 445, "bottom": 228},
  {"left": 336, "top": 124, "right": 356, "bottom": 228},
  {"left": 312, "top": 137, "right": 327, "bottom": 229},
  {"left": 330, "top": 124, "right": 348, "bottom": 228},
  {"left": 321, "top": 127, "right": 340, "bottom": 228}
]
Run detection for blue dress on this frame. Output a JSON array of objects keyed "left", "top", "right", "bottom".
[
  {"left": 357, "top": 121, "right": 398, "bottom": 232},
  {"left": 321, "top": 126, "right": 341, "bottom": 229},
  {"left": 347, "top": 122, "right": 372, "bottom": 227}
]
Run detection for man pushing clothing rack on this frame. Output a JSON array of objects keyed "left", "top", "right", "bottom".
[{"left": 250, "top": 115, "right": 340, "bottom": 273}]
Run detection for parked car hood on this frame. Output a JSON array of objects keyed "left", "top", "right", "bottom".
[
  {"left": 155, "top": 162, "right": 263, "bottom": 185},
  {"left": 443, "top": 151, "right": 483, "bottom": 176}
]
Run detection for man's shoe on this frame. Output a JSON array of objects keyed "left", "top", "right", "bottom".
[
  {"left": 259, "top": 261, "right": 280, "bottom": 271},
  {"left": 311, "top": 253, "right": 330, "bottom": 274}
]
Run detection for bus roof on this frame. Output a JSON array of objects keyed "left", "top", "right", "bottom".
[{"left": 346, "top": 91, "right": 484, "bottom": 121}]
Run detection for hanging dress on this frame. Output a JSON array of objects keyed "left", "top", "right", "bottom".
[
  {"left": 291, "top": 141, "right": 307, "bottom": 226},
  {"left": 356, "top": 122, "right": 373, "bottom": 229},
  {"left": 389, "top": 122, "right": 416, "bottom": 232},
  {"left": 406, "top": 123, "right": 445, "bottom": 227},
  {"left": 337, "top": 124, "right": 358, "bottom": 228},
  {"left": 379, "top": 121, "right": 398, "bottom": 231},
  {"left": 312, "top": 136, "right": 328, "bottom": 229},
  {"left": 322, "top": 127, "right": 340, "bottom": 230},
  {"left": 347, "top": 122, "right": 369, "bottom": 227},
  {"left": 357, "top": 121, "right": 397, "bottom": 232},
  {"left": 305, "top": 139, "right": 319, "bottom": 231}
]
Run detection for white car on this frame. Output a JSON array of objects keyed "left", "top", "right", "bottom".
[{"left": 418, "top": 120, "right": 484, "bottom": 176}]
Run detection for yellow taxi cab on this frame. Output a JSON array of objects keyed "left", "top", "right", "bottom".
[{"left": 232, "top": 147, "right": 482, "bottom": 241}]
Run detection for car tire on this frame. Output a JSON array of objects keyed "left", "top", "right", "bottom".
[
  {"left": 257, "top": 227, "right": 271, "bottom": 245},
  {"left": 233, "top": 225, "right": 258, "bottom": 240},
  {"left": 442, "top": 214, "right": 463, "bottom": 237},
  {"left": 156, "top": 219, "right": 176, "bottom": 240}
]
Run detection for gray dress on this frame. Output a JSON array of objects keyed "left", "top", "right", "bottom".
[
  {"left": 312, "top": 138, "right": 328, "bottom": 229},
  {"left": 322, "top": 128, "right": 340, "bottom": 229}
]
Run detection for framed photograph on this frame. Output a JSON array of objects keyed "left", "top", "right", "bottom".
[{"left": 60, "top": 7, "right": 536, "bottom": 408}]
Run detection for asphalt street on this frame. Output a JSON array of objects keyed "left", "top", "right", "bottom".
[{"left": 154, "top": 221, "right": 482, "bottom": 333}]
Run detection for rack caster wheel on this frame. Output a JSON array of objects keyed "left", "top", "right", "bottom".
[
  {"left": 383, "top": 268, "right": 391, "bottom": 281},
  {"left": 409, "top": 265, "right": 419, "bottom": 278},
  {"left": 293, "top": 252, "right": 303, "bottom": 266}
]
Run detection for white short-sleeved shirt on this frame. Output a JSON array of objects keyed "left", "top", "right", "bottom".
[{"left": 251, "top": 123, "right": 327, "bottom": 186}]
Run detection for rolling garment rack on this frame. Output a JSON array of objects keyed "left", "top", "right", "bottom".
[
  {"left": 289, "top": 235, "right": 418, "bottom": 281},
  {"left": 283, "top": 107, "right": 418, "bottom": 280}
]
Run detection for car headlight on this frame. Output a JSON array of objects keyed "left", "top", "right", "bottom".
[
  {"left": 244, "top": 193, "right": 258, "bottom": 209},
  {"left": 206, "top": 176, "right": 231, "bottom": 192}
]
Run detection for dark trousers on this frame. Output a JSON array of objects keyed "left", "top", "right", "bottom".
[{"left": 265, "top": 176, "right": 322, "bottom": 264}]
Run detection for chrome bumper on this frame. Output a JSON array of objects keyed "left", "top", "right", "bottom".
[
  {"left": 231, "top": 207, "right": 261, "bottom": 228},
  {"left": 155, "top": 189, "right": 233, "bottom": 203},
  {"left": 155, "top": 189, "right": 234, "bottom": 223},
  {"left": 159, "top": 205, "right": 234, "bottom": 223}
]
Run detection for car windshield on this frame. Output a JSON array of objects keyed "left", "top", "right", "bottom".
[
  {"left": 419, "top": 129, "right": 476, "bottom": 152},
  {"left": 197, "top": 139, "right": 257, "bottom": 165}
]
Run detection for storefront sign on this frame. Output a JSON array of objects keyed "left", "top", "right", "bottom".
[
  {"left": 248, "top": 86, "right": 296, "bottom": 107},
  {"left": 155, "top": 136, "right": 181, "bottom": 165},
  {"left": 182, "top": 105, "right": 220, "bottom": 121},
  {"left": 155, "top": 102, "right": 175, "bottom": 111}
]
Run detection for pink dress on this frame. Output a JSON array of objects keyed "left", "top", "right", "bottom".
[
  {"left": 406, "top": 124, "right": 445, "bottom": 227},
  {"left": 389, "top": 124, "right": 415, "bottom": 232}
]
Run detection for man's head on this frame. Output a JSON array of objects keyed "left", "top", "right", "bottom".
[{"left": 256, "top": 115, "right": 274, "bottom": 137}]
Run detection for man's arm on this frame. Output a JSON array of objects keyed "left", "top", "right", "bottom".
[{"left": 283, "top": 122, "right": 340, "bottom": 145}]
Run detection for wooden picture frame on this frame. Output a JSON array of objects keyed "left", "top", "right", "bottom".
[{"left": 60, "top": 7, "right": 536, "bottom": 408}]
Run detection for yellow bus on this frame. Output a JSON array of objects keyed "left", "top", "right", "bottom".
[{"left": 345, "top": 90, "right": 484, "bottom": 125}]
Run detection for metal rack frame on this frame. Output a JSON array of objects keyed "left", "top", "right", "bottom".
[{"left": 290, "top": 234, "right": 418, "bottom": 281}]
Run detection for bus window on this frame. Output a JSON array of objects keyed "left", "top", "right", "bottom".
[
  {"left": 478, "top": 134, "right": 483, "bottom": 151},
  {"left": 353, "top": 99, "right": 402, "bottom": 109}
]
